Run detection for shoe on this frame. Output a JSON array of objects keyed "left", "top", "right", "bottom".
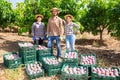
[{"left": 57, "top": 57, "right": 62, "bottom": 62}]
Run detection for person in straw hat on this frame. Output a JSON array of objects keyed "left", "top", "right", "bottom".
[
  {"left": 31, "top": 14, "right": 46, "bottom": 45},
  {"left": 47, "top": 7, "right": 64, "bottom": 60},
  {"left": 63, "top": 14, "right": 80, "bottom": 51}
]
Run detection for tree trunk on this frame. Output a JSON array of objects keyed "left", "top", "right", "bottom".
[{"left": 100, "top": 31, "right": 103, "bottom": 45}]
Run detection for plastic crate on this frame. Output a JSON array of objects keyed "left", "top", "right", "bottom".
[
  {"left": 37, "top": 55, "right": 51, "bottom": 62},
  {"left": 91, "top": 66, "right": 119, "bottom": 80},
  {"left": 26, "top": 62, "right": 44, "bottom": 80},
  {"left": 23, "top": 55, "right": 36, "bottom": 64},
  {"left": 18, "top": 42, "right": 37, "bottom": 52},
  {"left": 80, "top": 53, "right": 96, "bottom": 66},
  {"left": 3, "top": 52, "right": 22, "bottom": 69},
  {"left": 19, "top": 50, "right": 36, "bottom": 58},
  {"left": 61, "top": 64, "right": 89, "bottom": 80},
  {"left": 42, "top": 56, "right": 62, "bottom": 69},
  {"left": 45, "top": 68, "right": 61, "bottom": 76},
  {"left": 37, "top": 48, "right": 51, "bottom": 56},
  {"left": 37, "top": 48, "right": 51, "bottom": 61},
  {"left": 63, "top": 50, "right": 78, "bottom": 64}
]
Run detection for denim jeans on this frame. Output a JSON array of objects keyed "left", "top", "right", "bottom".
[
  {"left": 66, "top": 34, "right": 76, "bottom": 51},
  {"left": 47, "top": 36, "right": 61, "bottom": 57}
]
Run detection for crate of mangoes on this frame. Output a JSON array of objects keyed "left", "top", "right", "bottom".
[
  {"left": 37, "top": 45, "right": 51, "bottom": 56},
  {"left": 63, "top": 50, "right": 78, "bottom": 65},
  {"left": 42, "top": 56, "right": 62, "bottom": 69},
  {"left": 26, "top": 62, "right": 44, "bottom": 80},
  {"left": 91, "top": 66, "right": 120, "bottom": 80},
  {"left": 18, "top": 42, "right": 36, "bottom": 52},
  {"left": 3, "top": 52, "right": 22, "bottom": 69},
  {"left": 80, "top": 53, "right": 96, "bottom": 66},
  {"left": 61, "top": 64, "right": 89, "bottom": 80}
]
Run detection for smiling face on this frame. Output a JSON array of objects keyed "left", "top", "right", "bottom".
[
  {"left": 66, "top": 16, "right": 72, "bottom": 23},
  {"left": 37, "top": 16, "right": 42, "bottom": 22},
  {"left": 52, "top": 9, "right": 58, "bottom": 16}
]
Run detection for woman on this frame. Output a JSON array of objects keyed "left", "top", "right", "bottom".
[
  {"left": 31, "top": 14, "right": 45, "bottom": 45},
  {"left": 64, "top": 14, "right": 80, "bottom": 51}
]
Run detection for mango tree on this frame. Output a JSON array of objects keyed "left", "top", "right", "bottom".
[
  {"left": 80, "top": 0, "right": 114, "bottom": 44},
  {"left": 0, "top": 0, "right": 14, "bottom": 30}
]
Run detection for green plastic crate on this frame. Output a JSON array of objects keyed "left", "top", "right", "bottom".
[
  {"left": 23, "top": 55, "right": 36, "bottom": 64},
  {"left": 37, "top": 48, "right": 51, "bottom": 56},
  {"left": 37, "top": 55, "right": 51, "bottom": 62},
  {"left": 42, "top": 56, "right": 62, "bottom": 69},
  {"left": 19, "top": 49, "right": 36, "bottom": 57},
  {"left": 37, "top": 48, "right": 51, "bottom": 61},
  {"left": 63, "top": 50, "right": 78, "bottom": 65},
  {"left": 18, "top": 42, "right": 37, "bottom": 52},
  {"left": 61, "top": 64, "right": 89, "bottom": 80},
  {"left": 26, "top": 63, "right": 44, "bottom": 80},
  {"left": 80, "top": 53, "right": 96, "bottom": 67},
  {"left": 91, "top": 66, "right": 119, "bottom": 80},
  {"left": 45, "top": 68, "right": 61, "bottom": 76},
  {"left": 3, "top": 52, "right": 22, "bottom": 69}
]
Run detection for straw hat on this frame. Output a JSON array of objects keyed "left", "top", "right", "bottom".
[
  {"left": 35, "top": 14, "right": 44, "bottom": 19},
  {"left": 50, "top": 7, "right": 60, "bottom": 12},
  {"left": 64, "top": 14, "right": 74, "bottom": 20}
]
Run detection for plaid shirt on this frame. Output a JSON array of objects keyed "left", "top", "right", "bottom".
[{"left": 64, "top": 22, "right": 80, "bottom": 35}]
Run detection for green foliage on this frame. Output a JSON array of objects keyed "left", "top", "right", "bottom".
[
  {"left": 80, "top": 0, "right": 119, "bottom": 42},
  {"left": 108, "top": 0, "right": 120, "bottom": 38},
  {"left": 0, "top": 0, "right": 14, "bottom": 29},
  {"left": 0, "top": 0, "right": 120, "bottom": 39}
]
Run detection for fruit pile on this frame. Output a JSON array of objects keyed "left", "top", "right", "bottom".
[
  {"left": 65, "top": 52, "right": 77, "bottom": 58},
  {"left": 81, "top": 55, "right": 96, "bottom": 65},
  {"left": 18, "top": 42, "right": 33, "bottom": 47},
  {"left": 92, "top": 67, "right": 119, "bottom": 77},
  {"left": 5, "top": 54, "right": 20, "bottom": 60},
  {"left": 43, "top": 57, "right": 59, "bottom": 65},
  {"left": 37, "top": 45, "right": 47, "bottom": 50},
  {"left": 26, "top": 62, "right": 43, "bottom": 75},
  {"left": 63, "top": 65, "right": 87, "bottom": 75}
]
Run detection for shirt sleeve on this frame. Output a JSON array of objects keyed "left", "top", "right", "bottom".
[
  {"left": 59, "top": 18, "right": 64, "bottom": 36},
  {"left": 73, "top": 23, "right": 80, "bottom": 30},
  {"left": 47, "top": 19, "right": 50, "bottom": 35},
  {"left": 32, "top": 23, "right": 35, "bottom": 36}
]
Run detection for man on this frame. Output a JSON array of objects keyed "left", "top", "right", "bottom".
[
  {"left": 47, "top": 7, "right": 64, "bottom": 59},
  {"left": 31, "top": 14, "right": 45, "bottom": 45}
]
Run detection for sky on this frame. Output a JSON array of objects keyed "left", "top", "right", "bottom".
[{"left": 8, "top": 0, "right": 24, "bottom": 8}]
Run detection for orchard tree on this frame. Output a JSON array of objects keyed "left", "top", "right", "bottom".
[
  {"left": 0, "top": 0, "right": 14, "bottom": 30},
  {"left": 80, "top": 0, "right": 112, "bottom": 43},
  {"left": 108, "top": 0, "right": 120, "bottom": 38}
]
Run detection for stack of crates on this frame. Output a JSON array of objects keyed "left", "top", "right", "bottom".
[
  {"left": 41, "top": 56, "right": 62, "bottom": 76},
  {"left": 63, "top": 50, "right": 78, "bottom": 65},
  {"left": 18, "top": 42, "right": 37, "bottom": 64},
  {"left": 80, "top": 53, "right": 96, "bottom": 79},
  {"left": 36, "top": 45, "right": 51, "bottom": 62},
  {"left": 61, "top": 64, "right": 89, "bottom": 80},
  {"left": 3, "top": 52, "right": 22, "bottom": 69}
]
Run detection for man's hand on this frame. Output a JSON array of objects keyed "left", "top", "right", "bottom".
[{"left": 60, "top": 36, "right": 63, "bottom": 41}]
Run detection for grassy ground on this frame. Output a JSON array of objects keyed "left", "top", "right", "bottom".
[{"left": 0, "top": 31, "right": 120, "bottom": 80}]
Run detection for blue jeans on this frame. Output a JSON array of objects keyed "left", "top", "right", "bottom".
[
  {"left": 66, "top": 34, "right": 76, "bottom": 51},
  {"left": 47, "top": 36, "right": 61, "bottom": 57}
]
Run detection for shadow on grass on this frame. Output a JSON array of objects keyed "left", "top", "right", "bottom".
[
  {"left": 0, "top": 40, "right": 33, "bottom": 52},
  {"left": 77, "top": 46, "right": 120, "bottom": 67}
]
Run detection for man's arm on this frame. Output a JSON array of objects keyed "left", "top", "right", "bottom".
[
  {"left": 47, "top": 19, "right": 50, "bottom": 35},
  {"left": 31, "top": 23, "right": 35, "bottom": 36},
  {"left": 59, "top": 18, "right": 64, "bottom": 36}
]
